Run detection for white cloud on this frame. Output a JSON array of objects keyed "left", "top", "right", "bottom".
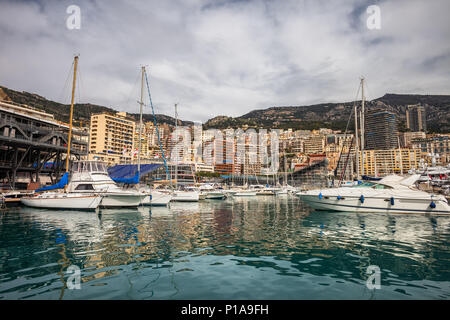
[{"left": 0, "top": 0, "right": 449, "bottom": 122}]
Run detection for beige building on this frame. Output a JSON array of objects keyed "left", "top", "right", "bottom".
[
  {"left": 401, "top": 131, "right": 426, "bottom": 148},
  {"left": 358, "top": 148, "right": 421, "bottom": 177},
  {"left": 303, "top": 135, "right": 325, "bottom": 155},
  {"left": 88, "top": 112, "right": 135, "bottom": 165}
]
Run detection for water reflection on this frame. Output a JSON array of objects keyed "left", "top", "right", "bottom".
[{"left": 0, "top": 196, "right": 449, "bottom": 299}]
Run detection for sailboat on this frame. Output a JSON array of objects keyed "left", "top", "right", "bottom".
[
  {"left": 170, "top": 103, "right": 200, "bottom": 202},
  {"left": 21, "top": 56, "right": 103, "bottom": 210},
  {"left": 137, "top": 66, "right": 172, "bottom": 206}
]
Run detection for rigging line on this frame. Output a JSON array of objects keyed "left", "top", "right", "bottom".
[
  {"left": 123, "top": 71, "right": 142, "bottom": 112},
  {"left": 57, "top": 60, "right": 75, "bottom": 105},
  {"left": 144, "top": 69, "right": 170, "bottom": 181},
  {"left": 76, "top": 61, "right": 82, "bottom": 106}
]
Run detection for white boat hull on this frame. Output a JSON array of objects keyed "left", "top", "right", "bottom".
[
  {"left": 206, "top": 192, "right": 226, "bottom": 200},
  {"left": 21, "top": 193, "right": 102, "bottom": 210},
  {"left": 172, "top": 191, "right": 199, "bottom": 202},
  {"left": 99, "top": 193, "right": 146, "bottom": 208},
  {"left": 233, "top": 191, "right": 257, "bottom": 197},
  {"left": 141, "top": 191, "right": 172, "bottom": 206},
  {"left": 297, "top": 193, "right": 450, "bottom": 214}
]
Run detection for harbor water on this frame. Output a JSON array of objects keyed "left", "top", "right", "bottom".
[{"left": 0, "top": 196, "right": 449, "bottom": 300}]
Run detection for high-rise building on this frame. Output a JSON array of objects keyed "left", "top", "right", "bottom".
[
  {"left": 365, "top": 108, "right": 398, "bottom": 150},
  {"left": 406, "top": 104, "right": 427, "bottom": 132},
  {"left": 88, "top": 112, "right": 135, "bottom": 164}
]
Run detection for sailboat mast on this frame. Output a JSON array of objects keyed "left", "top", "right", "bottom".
[
  {"left": 398, "top": 136, "right": 403, "bottom": 175},
  {"left": 360, "top": 77, "right": 365, "bottom": 177},
  {"left": 138, "top": 66, "right": 145, "bottom": 175},
  {"left": 354, "top": 97, "right": 360, "bottom": 180},
  {"left": 175, "top": 103, "right": 178, "bottom": 189},
  {"left": 65, "top": 55, "right": 78, "bottom": 174}
]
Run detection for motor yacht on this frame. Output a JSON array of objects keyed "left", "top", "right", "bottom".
[
  {"left": 172, "top": 186, "right": 200, "bottom": 202},
  {"left": 297, "top": 174, "right": 450, "bottom": 214},
  {"left": 140, "top": 187, "right": 172, "bottom": 206},
  {"left": 68, "top": 160, "right": 146, "bottom": 208}
]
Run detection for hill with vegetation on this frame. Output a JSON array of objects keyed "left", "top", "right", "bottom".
[{"left": 1, "top": 85, "right": 448, "bottom": 133}]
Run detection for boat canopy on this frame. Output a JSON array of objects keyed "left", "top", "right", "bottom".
[
  {"left": 107, "top": 164, "right": 163, "bottom": 184},
  {"left": 35, "top": 172, "right": 69, "bottom": 192}
]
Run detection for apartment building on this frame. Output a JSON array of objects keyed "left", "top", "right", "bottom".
[
  {"left": 406, "top": 104, "right": 427, "bottom": 132},
  {"left": 88, "top": 112, "right": 135, "bottom": 165},
  {"left": 358, "top": 148, "right": 421, "bottom": 176},
  {"left": 303, "top": 135, "right": 325, "bottom": 154}
]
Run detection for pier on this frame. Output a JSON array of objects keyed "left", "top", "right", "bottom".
[{"left": 0, "top": 100, "right": 88, "bottom": 189}]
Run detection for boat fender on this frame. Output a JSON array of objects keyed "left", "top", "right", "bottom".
[
  {"left": 430, "top": 201, "right": 436, "bottom": 209},
  {"left": 337, "top": 195, "right": 342, "bottom": 200},
  {"left": 319, "top": 193, "right": 322, "bottom": 200},
  {"left": 390, "top": 197, "right": 394, "bottom": 205},
  {"left": 360, "top": 195, "right": 365, "bottom": 203}
]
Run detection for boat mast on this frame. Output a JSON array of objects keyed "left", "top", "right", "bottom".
[
  {"left": 360, "top": 77, "right": 365, "bottom": 178},
  {"left": 398, "top": 136, "right": 403, "bottom": 175},
  {"left": 284, "top": 152, "right": 288, "bottom": 186},
  {"left": 138, "top": 66, "right": 145, "bottom": 177},
  {"left": 354, "top": 91, "right": 360, "bottom": 181},
  {"left": 65, "top": 55, "right": 78, "bottom": 175},
  {"left": 175, "top": 103, "right": 178, "bottom": 189}
]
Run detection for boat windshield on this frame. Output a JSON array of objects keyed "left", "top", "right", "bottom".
[
  {"left": 351, "top": 182, "right": 392, "bottom": 189},
  {"left": 72, "top": 161, "right": 107, "bottom": 173}
]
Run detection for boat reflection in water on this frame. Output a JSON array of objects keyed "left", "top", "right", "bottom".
[{"left": 2, "top": 197, "right": 449, "bottom": 299}]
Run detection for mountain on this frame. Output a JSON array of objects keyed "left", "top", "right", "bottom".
[
  {"left": 0, "top": 85, "right": 192, "bottom": 127},
  {"left": 1, "top": 85, "right": 449, "bottom": 133},
  {"left": 204, "top": 94, "right": 450, "bottom": 133}
]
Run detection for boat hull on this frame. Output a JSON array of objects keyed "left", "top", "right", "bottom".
[
  {"left": 172, "top": 191, "right": 199, "bottom": 202},
  {"left": 206, "top": 192, "right": 226, "bottom": 200},
  {"left": 141, "top": 192, "right": 172, "bottom": 206},
  {"left": 99, "top": 193, "right": 146, "bottom": 208},
  {"left": 21, "top": 193, "right": 102, "bottom": 210},
  {"left": 233, "top": 191, "right": 257, "bottom": 197},
  {"left": 298, "top": 194, "right": 450, "bottom": 214}
]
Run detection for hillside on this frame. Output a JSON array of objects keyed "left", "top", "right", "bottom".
[
  {"left": 1, "top": 85, "right": 449, "bottom": 133},
  {"left": 0, "top": 86, "right": 192, "bottom": 127},
  {"left": 204, "top": 94, "right": 450, "bottom": 133}
]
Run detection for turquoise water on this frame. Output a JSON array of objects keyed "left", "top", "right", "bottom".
[{"left": 0, "top": 196, "right": 449, "bottom": 300}]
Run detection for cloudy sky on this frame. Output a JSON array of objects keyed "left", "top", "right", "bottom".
[{"left": 0, "top": 0, "right": 449, "bottom": 123}]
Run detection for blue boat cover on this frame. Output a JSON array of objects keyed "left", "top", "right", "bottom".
[
  {"left": 107, "top": 164, "right": 163, "bottom": 184},
  {"left": 36, "top": 172, "right": 69, "bottom": 192}
]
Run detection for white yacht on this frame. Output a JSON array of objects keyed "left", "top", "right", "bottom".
[
  {"left": 233, "top": 189, "right": 257, "bottom": 197},
  {"left": 21, "top": 191, "right": 102, "bottom": 210},
  {"left": 199, "top": 184, "right": 226, "bottom": 200},
  {"left": 140, "top": 187, "right": 172, "bottom": 206},
  {"left": 297, "top": 174, "right": 450, "bottom": 214},
  {"left": 172, "top": 186, "right": 200, "bottom": 202},
  {"left": 68, "top": 160, "right": 146, "bottom": 208}
]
